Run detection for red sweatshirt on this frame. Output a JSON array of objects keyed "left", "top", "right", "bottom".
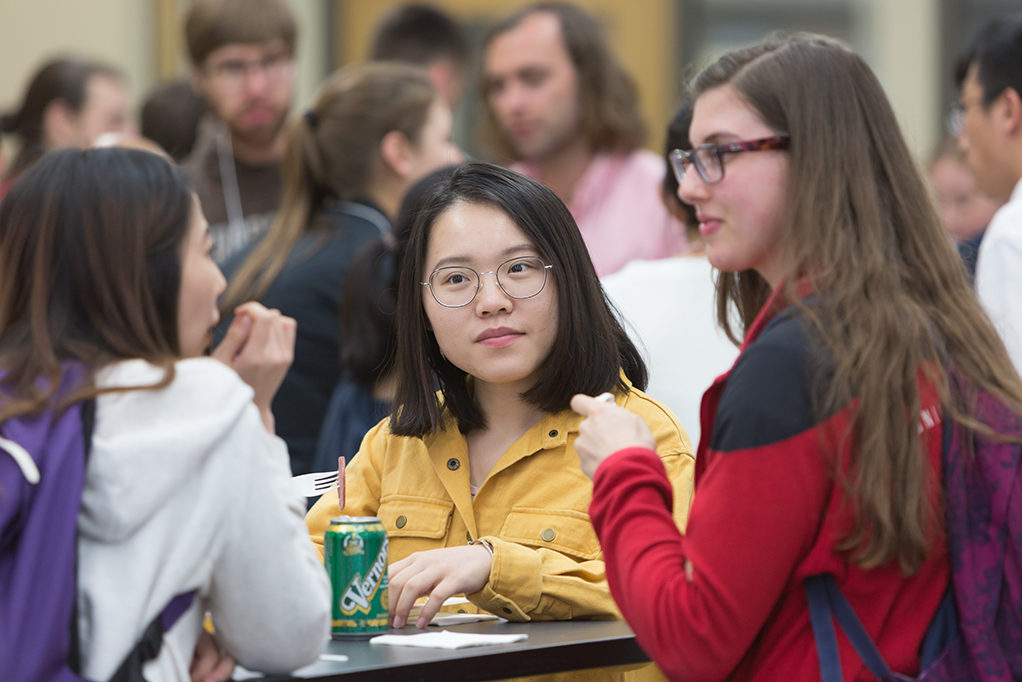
[{"left": 589, "top": 299, "right": 949, "bottom": 681}]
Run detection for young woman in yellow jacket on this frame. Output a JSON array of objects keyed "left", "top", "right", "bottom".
[{"left": 306, "top": 162, "right": 694, "bottom": 635}]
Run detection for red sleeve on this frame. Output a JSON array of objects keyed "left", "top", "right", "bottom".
[{"left": 590, "top": 428, "right": 830, "bottom": 681}]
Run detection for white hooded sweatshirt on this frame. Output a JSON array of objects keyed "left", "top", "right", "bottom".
[{"left": 76, "top": 358, "right": 330, "bottom": 681}]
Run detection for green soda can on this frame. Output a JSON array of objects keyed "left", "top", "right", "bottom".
[{"left": 324, "top": 515, "right": 389, "bottom": 639}]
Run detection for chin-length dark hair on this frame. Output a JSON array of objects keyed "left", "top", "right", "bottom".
[
  {"left": 390, "top": 162, "right": 646, "bottom": 437},
  {"left": 0, "top": 147, "right": 192, "bottom": 420}
]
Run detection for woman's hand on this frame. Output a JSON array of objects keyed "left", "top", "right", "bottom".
[
  {"left": 571, "top": 393, "right": 657, "bottom": 478},
  {"left": 388, "top": 545, "right": 493, "bottom": 629},
  {"left": 212, "top": 301, "right": 296, "bottom": 432},
  {"left": 189, "top": 631, "right": 234, "bottom": 682}
]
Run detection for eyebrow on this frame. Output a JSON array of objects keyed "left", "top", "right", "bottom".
[
  {"left": 431, "top": 244, "right": 539, "bottom": 270},
  {"left": 693, "top": 132, "right": 739, "bottom": 146}
]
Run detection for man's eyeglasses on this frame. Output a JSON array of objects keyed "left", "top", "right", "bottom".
[
  {"left": 669, "top": 135, "right": 790, "bottom": 185},
  {"left": 945, "top": 97, "right": 985, "bottom": 136},
  {"left": 206, "top": 51, "right": 292, "bottom": 89},
  {"left": 422, "top": 256, "right": 553, "bottom": 308}
]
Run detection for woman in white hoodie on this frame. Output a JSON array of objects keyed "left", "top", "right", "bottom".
[{"left": 0, "top": 147, "right": 330, "bottom": 681}]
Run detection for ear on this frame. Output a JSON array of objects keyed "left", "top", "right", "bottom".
[
  {"left": 379, "top": 129, "right": 414, "bottom": 178},
  {"left": 42, "top": 99, "right": 78, "bottom": 148},
  {"left": 1002, "top": 87, "right": 1022, "bottom": 135}
]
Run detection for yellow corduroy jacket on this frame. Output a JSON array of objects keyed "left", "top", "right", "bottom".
[{"left": 306, "top": 379, "right": 694, "bottom": 624}]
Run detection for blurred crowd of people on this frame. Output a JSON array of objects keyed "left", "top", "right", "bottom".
[{"left": 2, "top": 2, "right": 1021, "bottom": 681}]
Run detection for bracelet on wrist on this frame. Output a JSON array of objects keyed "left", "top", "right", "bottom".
[{"left": 470, "top": 538, "right": 494, "bottom": 556}]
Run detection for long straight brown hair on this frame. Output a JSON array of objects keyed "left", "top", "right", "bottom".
[
  {"left": 694, "top": 34, "right": 1022, "bottom": 573},
  {"left": 219, "top": 62, "right": 435, "bottom": 311},
  {"left": 0, "top": 148, "right": 192, "bottom": 419}
]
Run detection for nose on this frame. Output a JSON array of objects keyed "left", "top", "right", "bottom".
[
  {"left": 242, "top": 65, "right": 270, "bottom": 95},
  {"left": 473, "top": 272, "right": 512, "bottom": 316},
  {"left": 214, "top": 265, "right": 227, "bottom": 297},
  {"left": 494, "top": 81, "right": 528, "bottom": 118},
  {"left": 677, "top": 165, "right": 709, "bottom": 206}
]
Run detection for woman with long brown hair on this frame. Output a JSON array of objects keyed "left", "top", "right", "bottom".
[
  {"left": 572, "top": 33, "right": 1022, "bottom": 680},
  {"left": 218, "top": 61, "right": 460, "bottom": 475},
  {"left": 0, "top": 147, "right": 329, "bottom": 681}
]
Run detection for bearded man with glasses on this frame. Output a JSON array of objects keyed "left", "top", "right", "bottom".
[{"left": 183, "top": 0, "right": 297, "bottom": 264}]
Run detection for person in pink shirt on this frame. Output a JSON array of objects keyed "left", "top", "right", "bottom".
[{"left": 480, "top": 2, "right": 685, "bottom": 276}]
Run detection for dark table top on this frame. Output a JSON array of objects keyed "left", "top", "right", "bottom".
[{"left": 253, "top": 619, "right": 650, "bottom": 681}]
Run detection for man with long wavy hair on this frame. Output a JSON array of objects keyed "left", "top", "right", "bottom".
[{"left": 479, "top": 3, "right": 685, "bottom": 277}]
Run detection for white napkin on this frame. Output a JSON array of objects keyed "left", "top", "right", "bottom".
[
  {"left": 369, "top": 630, "right": 527, "bottom": 649},
  {"left": 429, "top": 613, "right": 501, "bottom": 626}
]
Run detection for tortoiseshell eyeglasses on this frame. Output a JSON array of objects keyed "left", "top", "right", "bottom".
[{"left": 669, "top": 135, "right": 791, "bottom": 185}]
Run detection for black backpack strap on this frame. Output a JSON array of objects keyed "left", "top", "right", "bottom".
[
  {"left": 68, "top": 398, "right": 96, "bottom": 676},
  {"left": 80, "top": 398, "right": 96, "bottom": 458},
  {"left": 108, "top": 591, "right": 197, "bottom": 682}
]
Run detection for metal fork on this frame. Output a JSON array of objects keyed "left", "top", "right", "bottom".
[{"left": 291, "top": 470, "right": 340, "bottom": 497}]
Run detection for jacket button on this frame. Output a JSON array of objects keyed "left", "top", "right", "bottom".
[
  {"left": 548, "top": 429, "right": 558, "bottom": 437},
  {"left": 395, "top": 515, "right": 407, "bottom": 529},
  {"left": 541, "top": 528, "right": 556, "bottom": 542},
  {"left": 447, "top": 458, "right": 460, "bottom": 470}
]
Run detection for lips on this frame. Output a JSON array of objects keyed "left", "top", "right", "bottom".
[
  {"left": 508, "top": 121, "right": 538, "bottom": 141},
  {"left": 476, "top": 326, "right": 523, "bottom": 348},
  {"left": 697, "top": 214, "right": 723, "bottom": 238},
  {"left": 241, "top": 108, "right": 274, "bottom": 125}
]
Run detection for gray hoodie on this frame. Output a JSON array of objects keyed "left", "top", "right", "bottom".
[{"left": 76, "top": 357, "right": 330, "bottom": 680}]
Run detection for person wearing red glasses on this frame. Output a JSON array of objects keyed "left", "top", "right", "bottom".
[{"left": 573, "top": 33, "right": 1022, "bottom": 681}]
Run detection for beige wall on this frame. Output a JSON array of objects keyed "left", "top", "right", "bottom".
[
  {"left": 0, "top": 0, "right": 154, "bottom": 124},
  {"left": 866, "top": 0, "right": 941, "bottom": 160}
]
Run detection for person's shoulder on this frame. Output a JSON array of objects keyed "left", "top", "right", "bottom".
[
  {"left": 613, "top": 148, "right": 666, "bottom": 178},
  {"left": 315, "top": 201, "right": 390, "bottom": 237},
  {"left": 622, "top": 384, "right": 694, "bottom": 458},
  {"left": 622, "top": 384, "right": 684, "bottom": 429},
  {"left": 984, "top": 194, "right": 1022, "bottom": 244},
  {"left": 97, "top": 358, "right": 253, "bottom": 419},
  {"left": 729, "top": 311, "right": 817, "bottom": 397},
  {"left": 361, "top": 413, "right": 427, "bottom": 452},
  {"left": 289, "top": 205, "right": 386, "bottom": 264},
  {"left": 605, "top": 255, "right": 709, "bottom": 285},
  {"left": 711, "top": 311, "right": 835, "bottom": 452}
]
